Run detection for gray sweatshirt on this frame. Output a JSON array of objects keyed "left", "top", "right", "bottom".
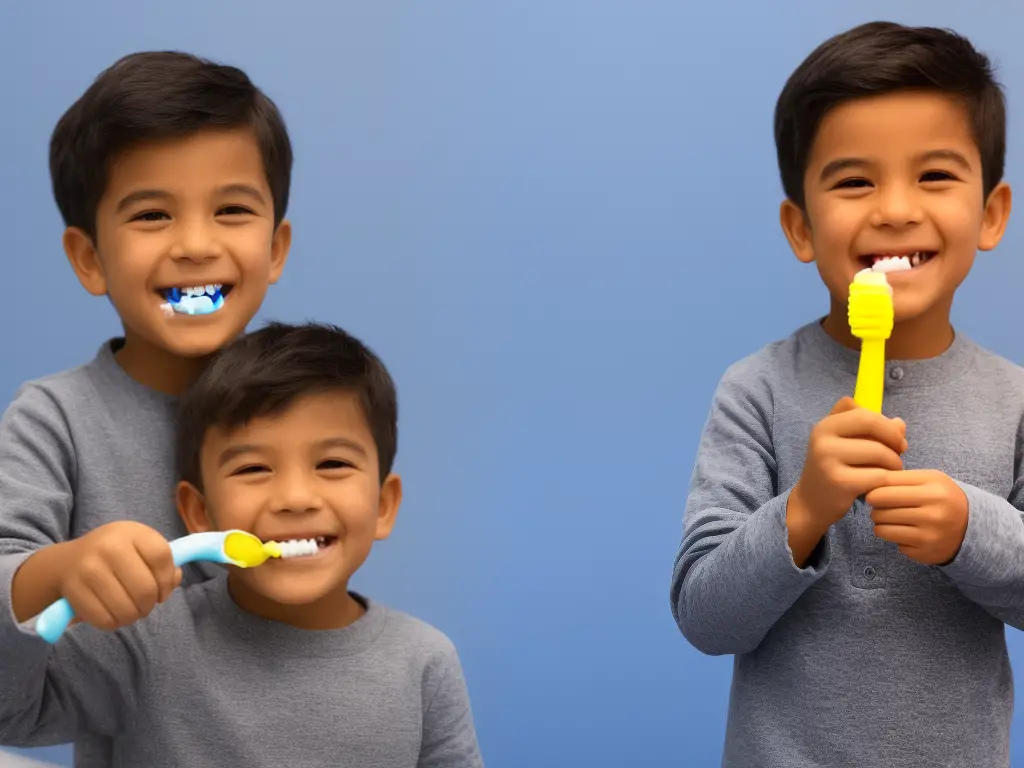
[
  {"left": 0, "top": 340, "right": 214, "bottom": 768},
  {"left": 671, "top": 320, "right": 1024, "bottom": 767},
  {"left": 0, "top": 578, "right": 483, "bottom": 767}
]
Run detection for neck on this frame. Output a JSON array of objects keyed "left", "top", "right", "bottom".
[
  {"left": 227, "top": 575, "right": 365, "bottom": 630},
  {"left": 823, "top": 295, "right": 955, "bottom": 360},
  {"left": 114, "top": 330, "right": 210, "bottom": 396}
]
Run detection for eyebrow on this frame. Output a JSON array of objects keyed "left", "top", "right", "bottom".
[
  {"left": 819, "top": 149, "right": 974, "bottom": 183},
  {"left": 217, "top": 444, "right": 264, "bottom": 468},
  {"left": 315, "top": 437, "right": 369, "bottom": 458},
  {"left": 115, "top": 183, "right": 267, "bottom": 213},
  {"left": 216, "top": 437, "right": 368, "bottom": 468}
]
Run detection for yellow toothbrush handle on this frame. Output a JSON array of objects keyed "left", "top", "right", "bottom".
[{"left": 854, "top": 338, "right": 885, "bottom": 413}]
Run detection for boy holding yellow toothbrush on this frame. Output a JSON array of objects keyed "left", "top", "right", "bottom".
[
  {"left": 671, "top": 21, "right": 1021, "bottom": 768},
  {"left": 0, "top": 322, "right": 484, "bottom": 768}
]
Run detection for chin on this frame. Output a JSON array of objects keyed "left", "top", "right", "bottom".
[{"left": 255, "top": 574, "right": 346, "bottom": 607}]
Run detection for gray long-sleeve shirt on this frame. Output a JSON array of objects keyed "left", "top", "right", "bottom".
[
  {"left": 0, "top": 578, "right": 483, "bottom": 767},
  {"left": 671, "top": 320, "right": 1024, "bottom": 767},
  {"left": 0, "top": 340, "right": 216, "bottom": 768}
]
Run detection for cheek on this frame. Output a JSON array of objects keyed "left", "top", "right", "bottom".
[{"left": 808, "top": 203, "right": 861, "bottom": 251}]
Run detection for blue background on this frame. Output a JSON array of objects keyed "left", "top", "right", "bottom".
[{"left": 1, "top": 2, "right": 1021, "bottom": 766}]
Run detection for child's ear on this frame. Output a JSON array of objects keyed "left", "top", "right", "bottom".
[
  {"left": 780, "top": 199, "right": 816, "bottom": 264},
  {"left": 979, "top": 182, "right": 1012, "bottom": 252},
  {"left": 268, "top": 219, "right": 292, "bottom": 285},
  {"left": 63, "top": 227, "right": 108, "bottom": 296},
  {"left": 176, "top": 481, "right": 215, "bottom": 534},
  {"left": 374, "top": 473, "right": 403, "bottom": 541}
]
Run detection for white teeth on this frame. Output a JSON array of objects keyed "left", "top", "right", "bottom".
[
  {"left": 871, "top": 256, "right": 911, "bottom": 273},
  {"left": 276, "top": 538, "right": 319, "bottom": 559}
]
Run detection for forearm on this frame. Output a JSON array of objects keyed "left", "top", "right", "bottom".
[
  {"left": 10, "top": 542, "right": 75, "bottom": 623},
  {"left": 940, "top": 482, "right": 1024, "bottom": 628},
  {"left": 671, "top": 489, "right": 830, "bottom": 655},
  {"left": 785, "top": 484, "right": 831, "bottom": 568}
]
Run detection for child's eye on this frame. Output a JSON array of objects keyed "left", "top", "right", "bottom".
[
  {"left": 232, "top": 465, "right": 269, "bottom": 475},
  {"left": 318, "top": 459, "right": 352, "bottom": 471},
  {"left": 216, "top": 205, "right": 255, "bottom": 216},
  {"left": 833, "top": 178, "right": 872, "bottom": 189},
  {"left": 130, "top": 210, "right": 170, "bottom": 222},
  {"left": 921, "top": 170, "right": 956, "bottom": 182}
]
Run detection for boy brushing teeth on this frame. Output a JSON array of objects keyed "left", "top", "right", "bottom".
[{"left": 0, "top": 322, "right": 484, "bottom": 768}]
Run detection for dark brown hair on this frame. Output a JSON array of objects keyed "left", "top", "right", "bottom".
[
  {"left": 50, "top": 51, "right": 292, "bottom": 239},
  {"left": 177, "top": 322, "right": 398, "bottom": 489},
  {"left": 775, "top": 21, "right": 1005, "bottom": 208}
]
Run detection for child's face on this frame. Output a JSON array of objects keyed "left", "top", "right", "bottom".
[
  {"left": 781, "top": 90, "right": 1011, "bottom": 324},
  {"left": 177, "top": 390, "right": 401, "bottom": 627},
  {"left": 65, "top": 127, "right": 291, "bottom": 360}
]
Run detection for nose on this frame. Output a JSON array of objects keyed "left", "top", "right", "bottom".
[
  {"left": 168, "top": 219, "right": 225, "bottom": 263},
  {"left": 870, "top": 182, "right": 923, "bottom": 229},
  {"left": 270, "top": 469, "right": 323, "bottom": 515}
]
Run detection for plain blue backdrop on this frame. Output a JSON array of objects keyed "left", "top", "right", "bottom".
[{"left": 1, "top": 2, "right": 1022, "bottom": 766}]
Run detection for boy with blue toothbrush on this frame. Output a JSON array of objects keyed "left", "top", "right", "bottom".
[
  {"left": 0, "top": 51, "right": 292, "bottom": 765},
  {"left": 672, "top": 21, "right": 1023, "bottom": 767}
]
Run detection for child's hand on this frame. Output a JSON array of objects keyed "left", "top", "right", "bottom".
[
  {"left": 59, "top": 521, "right": 181, "bottom": 631},
  {"left": 866, "top": 470, "right": 969, "bottom": 565},
  {"left": 791, "top": 397, "right": 908, "bottom": 529}
]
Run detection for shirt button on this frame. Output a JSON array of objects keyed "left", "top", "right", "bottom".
[
  {"left": 889, "top": 367, "right": 904, "bottom": 381},
  {"left": 863, "top": 566, "right": 876, "bottom": 580}
]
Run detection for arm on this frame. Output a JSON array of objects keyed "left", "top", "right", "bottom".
[
  {"left": 940, "top": 448, "right": 1024, "bottom": 629},
  {"left": 670, "top": 370, "right": 831, "bottom": 656},
  {"left": 417, "top": 640, "right": 483, "bottom": 768},
  {"left": 0, "top": 612, "right": 148, "bottom": 745},
  {"left": 0, "top": 385, "right": 77, "bottom": 626}
]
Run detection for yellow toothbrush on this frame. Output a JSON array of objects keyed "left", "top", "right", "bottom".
[{"left": 848, "top": 269, "right": 895, "bottom": 413}]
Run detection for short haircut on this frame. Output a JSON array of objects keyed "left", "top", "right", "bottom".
[
  {"left": 50, "top": 51, "right": 292, "bottom": 239},
  {"left": 177, "top": 322, "right": 398, "bottom": 489},
  {"left": 775, "top": 21, "right": 1005, "bottom": 208}
]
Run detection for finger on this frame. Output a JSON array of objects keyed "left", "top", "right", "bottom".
[
  {"left": 67, "top": 573, "right": 138, "bottom": 631},
  {"left": 108, "top": 550, "right": 161, "bottom": 619},
  {"left": 870, "top": 506, "right": 927, "bottom": 526},
  {"left": 831, "top": 438, "right": 904, "bottom": 471},
  {"left": 832, "top": 410, "right": 909, "bottom": 453},
  {"left": 881, "top": 469, "right": 938, "bottom": 487},
  {"left": 135, "top": 539, "right": 177, "bottom": 604},
  {"left": 830, "top": 397, "right": 858, "bottom": 415},
  {"left": 873, "top": 523, "right": 923, "bottom": 548},
  {"left": 865, "top": 484, "right": 933, "bottom": 509}
]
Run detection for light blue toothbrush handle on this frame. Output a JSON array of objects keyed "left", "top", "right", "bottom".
[
  {"left": 34, "top": 531, "right": 230, "bottom": 644},
  {"left": 35, "top": 598, "right": 75, "bottom": 644}
]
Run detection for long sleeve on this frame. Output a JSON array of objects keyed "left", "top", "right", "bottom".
[
  {"left": 670, "top": 370, "right": 831, "bottom": 656},
  {"left": 0, "top": 385, "right": 78, "bottom": 640},
  {"left": 0, "top": 613, "right": 148, "bottom": 745},
  {"left": 940, "top": 416, "right": 1024, "bottom": 628},
  {"left": 417, "top": 640, "right": 484, "bottom": 768}
]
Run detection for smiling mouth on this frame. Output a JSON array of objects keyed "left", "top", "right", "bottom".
[
  {"left": 272, "top": 535, "right": 339, "bottom": 557},
  {"left": 157, "top": 284, "right": 234, "bottom": 316},
  {"left": 858, "top": 252, "right": 936, "bottom": 272}
]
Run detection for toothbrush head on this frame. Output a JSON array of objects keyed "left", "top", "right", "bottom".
[
  {"left": 222, "top": 530, "right": 274, "bottom": 568},
  {"left": 848, "top": 269, "right": 894, "bottom": 342},
  {"left": 159, "top": 285, "right": 227, "bottom": 317}
]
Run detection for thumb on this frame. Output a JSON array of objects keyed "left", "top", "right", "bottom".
[
  {"left": 831, "top": 396, "right": 858, "bottom": 415},
  {"left": 173, "top": 568, "right": 183, "bottom": 589}
]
